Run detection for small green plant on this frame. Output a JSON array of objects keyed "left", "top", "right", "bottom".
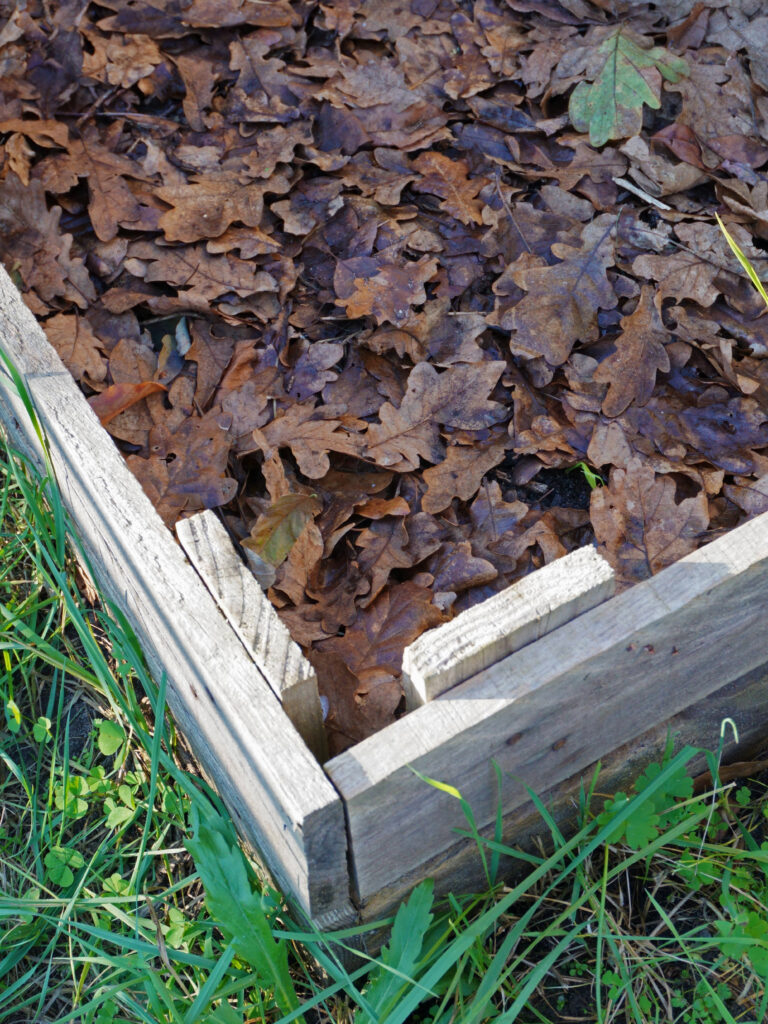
[{"left": 569, "top": 460, "right": 604, "bottom": 489}]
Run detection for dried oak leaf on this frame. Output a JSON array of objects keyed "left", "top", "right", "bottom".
[
  {"left": 591, "top": 457, "right": 709, "bottom": 588},
  {"left": 89, "top": 380, "right": 167, "bottom": 426},
  {"left": 127, "top": 411, "right": 237, "bottom": 527},
  {"left": 0, "top": 175, "right": 96, "bottom": 309},
  {"left": 313, "top": 580, "right": 445, "bottom": 744},
  {"left": 632, "top": 221, "right": 758, "bottom": 310},
  {"left": 593, "top": 286, "right": 670, "bottom": 417},
  {"left": 183, "top": 0, "right": 299, "bottom": 28},
  {"left": 124, "top": 241, "right": 276, "bottom": 304},
  {"left": 411, "top": 151, "right": 485, "bottom": 225},
  {"left": 44, "top": 313, "right": 107, "bottom": 386},
  {"left": 364, "top": 361, "right": 507, "bottom": 472},
  {"left": 355, "top": 517, "right": 415, "bottom": 606},
  {"left": 495, "top": 215, "right": 617, "bottom": 367},
  {"left": 243, "top": 492, "right": 322, "bottom": 569},
  {"left": 287, "top": 341, "right": 344, "bottom": 401},
  {"left": 251, "top": 403, "right": 365, "bottom": 478},
  {"left": 38, "top": 127, "right": 152, "bottom": 242},
  {"left": 157, "top": 171, "right": 290, "bottom": 243},
  {"left": 81, "top": 30, "right": 164, "bottom": 88},
  {"left": 272, "top": 520, "right": 325, "bottom": 607},
  {"left": 429, "top": 540, "right": 498, "bottom": 594},
  {"left": 422, "top": 435, "right": 508, "bottom": 514},
  {"left": 335, "top": 255, "right": 438, "bottom": 326}
]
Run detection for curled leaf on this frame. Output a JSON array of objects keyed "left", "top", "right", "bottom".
[
  {"left": 88, "top": 380, "right": 167, "bottom": 426},
  {"left": 243, "top": 492, "right": 321, "bottom": 568}
]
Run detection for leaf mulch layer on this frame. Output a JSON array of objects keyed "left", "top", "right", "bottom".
[{"left": 2, "top": 1, "right": 768, "bottom": 753}]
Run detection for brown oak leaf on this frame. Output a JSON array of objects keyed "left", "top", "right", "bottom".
[
  {"left": 44, "top": 313, "right": 107, "bottom": 386},
  {"left": 0, "top": 175, "right": 96, "bottom": 309},
  {"left": 591, "top": 457, "right": 709, "bottom": 588},
  {"left": 422, "top": 436, "right": 508, "bottom": 514},
  {"left": 89, "top": 380, "right": 167, "bottom": 426},
  {"left": 412, "top": 151, "right": 485, "bottom": 225},
  {"left": 494, "top": 214, "right": 617, "bottom": 366},
  {"left": 593, "top": 286, "right": 671, "bottom": 417},
  {"left": 312, "top": 580, "right": 445, "bottom": 746},
  {"left": 355, "top": 517, "right": 415, "bottom": 606},
  {"left": 157, "top": 171, "right": 290, "bottom": 243},
  {"left": 335, "top": 255, "right": 438, "bottom": 326},
  {"left": 251, "top": 403, "right": 365, "bottom": 478},
  {"left": 365, "top": 361, "right": 506, "bottom": 472},
  {"left": 127, "top": 411, "right": 237, "bottom": 527},
  {"left": 429, "top": 540, "right": 498, "bottom": 594}
]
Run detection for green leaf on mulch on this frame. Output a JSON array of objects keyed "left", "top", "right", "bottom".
[{"left": 570, "top": 27, "right": 688, "bottom": 147}]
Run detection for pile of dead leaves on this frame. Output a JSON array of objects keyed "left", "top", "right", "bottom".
[{"left": 2, "top": 0, "right": 768, "bottom": 751}]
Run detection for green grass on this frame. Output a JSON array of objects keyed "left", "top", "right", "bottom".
[{"left": 1, "top": 418, "right": 768, "bottom": 1022}]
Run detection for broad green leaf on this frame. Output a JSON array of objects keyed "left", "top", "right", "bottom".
[
  {"left": 104, "top": 799, "right": 134, "bottom": 829},
  {"left": 355, "top": 879, "right": 435, "bottom": 1023},
  {"left": 33, "top": 716, "right": 52, "bottom": 743},
  {"left": 96, "top": 718, "right": 126, "bottom": 755},
  {"left": 54, "top": 775, "right": 91, "bottom": 818},
  {"left": 242, "top": 492, "right": 319, "bottom": 568},
  {"left": 569, "top": 27, "right": 688, "bottom": 147},
  {"left": 102, "top": 872, "right": 131, "bottom": 896},
  {"left": 185, "top": 809, "right": 302, "bottom": 1018},
  {"left": 634, "top": 759, "right": 693, "bottom": 807},
  {"left": 45, "top": 845, "right": 85, "bottom": 887}
]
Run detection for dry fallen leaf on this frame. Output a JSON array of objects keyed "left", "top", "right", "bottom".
[
  {"left": 243, "top": 492, "right": 322, "bottom": 569},
  {"left": 88, "top": 381, "right": 167, "bottom": 426},
  {"left": 593, "top": 286, "right": 671, "bottom": 417},
  {"left": 591, "top": 457, "right": 710, "bottom": 588}
]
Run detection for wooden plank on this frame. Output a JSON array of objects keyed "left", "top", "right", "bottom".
[
  {"left": 177, "top": 511, "right": 328, "bottom": 762},
  {"left": 402, "top": 546, "right": 614, "bottom": 707},
  {"left": 327, "top": 513, "right": 768, "bottom": 906},
  {"left": 352, "top": 660, "right": 768, "bottom": 935},
  {"left": 0, "top": 266, "right": 354, "bottom": 929}
]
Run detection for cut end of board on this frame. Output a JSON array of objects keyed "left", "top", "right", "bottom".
[
  {"left": 402, "top": 545, "right": 615, "bottom": 708},
  {"left": 176, "top": 510, "right": 328, "bottom": 762}
]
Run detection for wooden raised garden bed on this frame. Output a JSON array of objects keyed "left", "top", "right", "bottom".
[{"left": 3, "top": 264, "right": 768, "bottom": 936}]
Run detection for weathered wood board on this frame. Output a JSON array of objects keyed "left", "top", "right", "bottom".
[
  {"left": 0, "top": 265, "right": 353, "bottom": 930},
  {"left": 176, "top": 510, "right": 328, "bottom": 763},
  {"left": 327, "top": 516, "right": 768, "bottom": 910},
  {"left": 350, "top": 660, "right": 768, "bottom": 935},
  {"left": 402, "top": 546, "right": 615, "bottom": 707}
]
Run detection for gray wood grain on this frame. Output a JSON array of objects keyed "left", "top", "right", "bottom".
[
  {"left": 0, "top": 266, "right": 354, "bottom": 929},
  {"left": 328, "top": 515, "right": 768, "bottom": 905},
  {"left": 353, "top": 661, "right": 768, "bottom": 933},
  {"left": 402, "top": 546, "right": 614, "bottom": 706},
  {"left": 177, "top": 511, "right": 328, "bottom": 762}
]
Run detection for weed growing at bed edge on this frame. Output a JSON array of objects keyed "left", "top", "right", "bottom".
[{"left": 1, "top": 430, "right": 768, "bottom": 1023}]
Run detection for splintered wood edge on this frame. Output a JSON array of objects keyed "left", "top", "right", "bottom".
[
  {"left": 177, "top": 511, "right": 328, "bottom": 763},
  {"left": 0, "top": 266, "right": 353, "bottom": 928},
  {"left": 328, "top": 511, "right": 768, "bottom": 903},
  {"left": 402, "top": 546, "right": 615, "bottom": 706}
]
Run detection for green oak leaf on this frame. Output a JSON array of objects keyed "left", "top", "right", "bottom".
[{"left": 569, "top": 27, "right": 688, "bottom": 147}]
